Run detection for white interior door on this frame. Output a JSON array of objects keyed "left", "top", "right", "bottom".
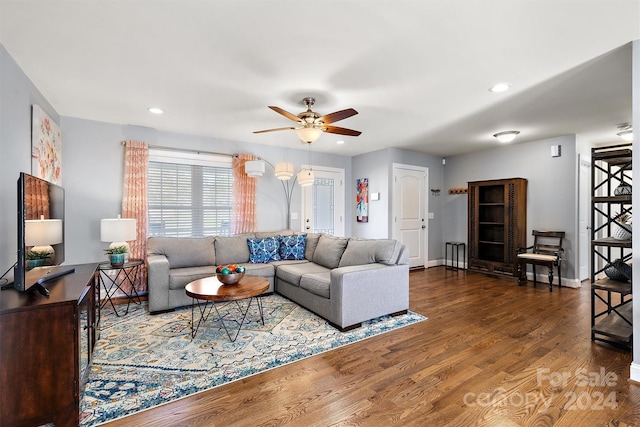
[
  {"left": 579, "top": 155, "right": 591, "bottom": 281},
  {"left": 301, "top": 166, "right": 345, "bottom": 236},
  {"left": 392, "top": 164, "right": 428, "bottom": 268}
]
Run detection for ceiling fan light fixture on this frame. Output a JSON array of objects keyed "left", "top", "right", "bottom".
[
  {"left": 493, "top": 130, "right": 520, "bottom": 143},
  {"left": 274, "top": 162, "right": 294, "bottom": 180},
  {"left": 297, "top": 169, "right": 314, "bottom": 187},
  {"left": 617, "top": 123, "right": 633, "bottom": 141},
  {"left": 244, "top": 160, "right": 265, "bottom": 177},
  {"left": 295, "top": 127, "right": 323, "bottom": 143}
]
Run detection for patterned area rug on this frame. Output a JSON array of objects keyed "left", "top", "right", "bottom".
[{"left": 80, "top": 294, "right": 426, "bottom": 426}]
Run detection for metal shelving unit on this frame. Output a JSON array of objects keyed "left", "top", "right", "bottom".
[{"left": 591, "top": 143, "right": 632, "bottom": 349}]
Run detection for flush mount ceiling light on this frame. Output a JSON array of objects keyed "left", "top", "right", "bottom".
[
  {"left": 616, "top": 123, "right": 633, "bottom": 141},
  {"left": 489, "top": 83, "right": 511, "bottom": 93},
  {"left": 148, "top": 107, "right": 164, "bottom": 114},
  {"left": 493, "top": 130, "right": 520, "bottom": 143}
]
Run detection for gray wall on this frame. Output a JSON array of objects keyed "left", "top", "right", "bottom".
[
  {"left": 0, "top": 44, "right": 61, "bottom": 277},
  {"left": 443, "top": 135, "right": 578, "bottom": 281},
  {"left": 351, "top": 148, "right": 445, "bottom": 262}
]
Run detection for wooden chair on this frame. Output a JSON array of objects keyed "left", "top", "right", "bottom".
[{"left": 517, "top": 231, "right": 565, "bottom": 292}]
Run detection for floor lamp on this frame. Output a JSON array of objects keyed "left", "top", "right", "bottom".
[{"left": 245, "top": 158, "right": 313, "bottom": 230}]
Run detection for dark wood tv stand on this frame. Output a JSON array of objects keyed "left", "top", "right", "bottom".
[{"left": 0, "top": 262, "right": 99, "bottom": 427}]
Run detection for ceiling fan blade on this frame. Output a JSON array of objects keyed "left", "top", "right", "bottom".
[
  {"left": 268, "top": 106, "right": 302, "bottom": 122},
  {"left": 323, "top": 125, "right": 362, "bottom": 137},
  {"left": 253, "top": 126, "right": 296, "bottom": 134},
  {"left": 318, "top": 108, "right": 358, "bottom": 124}
]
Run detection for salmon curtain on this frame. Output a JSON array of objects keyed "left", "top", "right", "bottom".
[
  {"left": 121, "top": 140, "right": 149, "bottom": 292},
  {"left": 232, "top": 153, "right": 257, "bottom": 234}
]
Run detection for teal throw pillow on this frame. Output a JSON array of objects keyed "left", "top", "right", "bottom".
[
  {"left": 279, "top": 234, "right": 307, "bottom": 260},
  {"left": 247, "top": 236, "right": 281, "bottom": 264}
]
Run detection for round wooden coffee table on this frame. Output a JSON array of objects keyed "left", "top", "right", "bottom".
[{"left": 185, "top": 275, "right": 269, "bottom": 342}]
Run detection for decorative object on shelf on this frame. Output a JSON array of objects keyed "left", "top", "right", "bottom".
[
  {"left": 604, "top": 259, "right": 632, "bottom": 282},
  {"left": 614, "top": 182, "right": 632, "bottom": 196},
  {"left": 611, "top": 212, "right": 632, "bottom": 240},
  {"left": 215, "top": 264, "right": 246, "bottom": 285},
  {"left": 105, "top": 245, "right": 128, "bottom": 267}
]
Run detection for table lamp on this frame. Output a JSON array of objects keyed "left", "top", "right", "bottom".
[
  {"left": 101, "top": 215, "right": 137, "bottom": 259},
  {"left": 25, "top": 215, "right": 63, "bottom": 259}
]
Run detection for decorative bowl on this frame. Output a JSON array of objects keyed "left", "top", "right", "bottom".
[
  {"left": 605, "top": 259, "right": 632, "bottom": 282},
  {"left": 216, "top": 272, "right": 245, "bottom": 285},
  {"left": 612, "top": 222, "right": 632, "bottom": 240}
]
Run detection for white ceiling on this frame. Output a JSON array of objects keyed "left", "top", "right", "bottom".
[{"left": 1, "top": 0, "right": 639, "bottom": 157}]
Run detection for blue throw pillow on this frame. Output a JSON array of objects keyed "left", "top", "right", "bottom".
[
  {"left": 247, "top": 236, "right": 282, "bottom": 264},
  {"left": 279, "top": 234, "right": 307, "bottom": 261}
]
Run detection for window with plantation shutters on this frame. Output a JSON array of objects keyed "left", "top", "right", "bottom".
[{"left": 148, "top": 149, "right": 233, "bottom": 237}]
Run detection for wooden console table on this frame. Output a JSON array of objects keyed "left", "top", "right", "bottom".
[{"left": 0, "top": 263, "right": 99, "bottom": 427}]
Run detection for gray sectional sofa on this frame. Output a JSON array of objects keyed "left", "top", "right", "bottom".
[{"left": 147, "top": 230, "right": 409, "bottom": 330}]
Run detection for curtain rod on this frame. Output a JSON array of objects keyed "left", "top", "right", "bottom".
[{"left": 120, "top": 141, "right": 236, "bottom": 158}]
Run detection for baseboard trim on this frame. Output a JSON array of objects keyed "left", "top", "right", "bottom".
[{"left": 630, "top": 362, "right": 640, "bottom": 383}]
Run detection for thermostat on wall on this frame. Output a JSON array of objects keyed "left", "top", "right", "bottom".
[
  {"left": 551, "top": 145, "right": 561, "bottom": 157},
  {"left": 371, "top": 192, "right": 380, "bottom": 201}
]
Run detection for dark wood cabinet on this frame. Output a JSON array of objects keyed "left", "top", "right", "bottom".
[
  {"left": 0, "top": 263, "right": 99, "bottom": 427},
  {"left": 468, "top": 178, "right": 527, "bottom": 279}
]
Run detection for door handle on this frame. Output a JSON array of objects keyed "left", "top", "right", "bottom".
[
  {"left": 306, "top": 226, "right": 310, "bottom": 230},
  {"left": 422, "top": 225, "right": 426, "bottom": 229}
]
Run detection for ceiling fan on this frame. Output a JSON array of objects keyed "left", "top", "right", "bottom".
[{"left": 254, "top": 97, "right": 362, "bottom": 143}]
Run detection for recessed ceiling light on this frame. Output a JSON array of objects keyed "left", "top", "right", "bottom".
[
  {"left": 336, "top": 140, "right": 345, "bottom": 145},
  {"left": 489, "top": 83, "right": 511, "bottom": 93},
  {"left": 148, "top": 107, "right": 164, "bottom": 114}
]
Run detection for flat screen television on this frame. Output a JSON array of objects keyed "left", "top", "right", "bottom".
[{"left": 14, "top": 172, "right": 73, "bottom": 295}]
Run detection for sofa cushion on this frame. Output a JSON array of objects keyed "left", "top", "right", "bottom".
[
  {"left": 168, "top": 266, "right": 218, "bottom": 290},
  {"left": 276, "top": 262, "right": 330, "bottom": 286},
  {"left": 305, "top": 233, "right": 322, "bottom": 260},
  {"left": 300, "top": 272, "right": 331, "bottom": 299},
  {"left": 312, "top": 235, "right": 349, "bottom": 269},
  {"left": 214, "top": 235, "right": 252, "bottom": 265},
  {"left": 147, "top": 236, "right": 215, "bottom": 269},
  {"left": 247, "top": 236, "right": 282, "bottom": 263},
  {"left": 242, "top": 263, "right": 275, "bottom": 278},
  {"left": 338, "top": 238, "right": 402, "bottom": 267},
  {"left": 279, "top": 234, "right": 307, "bottom": 260}
]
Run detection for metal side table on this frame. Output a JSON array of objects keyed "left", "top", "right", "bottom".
[{"left": 98, "top": 259, "right": 143, "bottom": 316}]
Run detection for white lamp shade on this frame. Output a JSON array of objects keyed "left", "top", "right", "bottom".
[
  {"left": 297, "top": 169, "right": 315, "bottom": 187},
  {"left": 295, "top": 127, "right": 323, "bottom": 143},
  {"left": 274, "top": 162, "right": 294, "bottom": 180},
  {"left": 101, "top": 217, "right": 137, "bottom": 242},
  {"left": 245, "top": 160, "right": 265, "bottom": 177},
  {"left": 25, "top": 218, "right": 62, "bottom": 246},
  {"left": 493, "top": 131, "right": 520, "bottom": 143}
]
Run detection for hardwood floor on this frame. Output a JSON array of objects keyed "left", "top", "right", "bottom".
[{"left": 104, "top": 267, "right": 640, "bottom": 426}]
